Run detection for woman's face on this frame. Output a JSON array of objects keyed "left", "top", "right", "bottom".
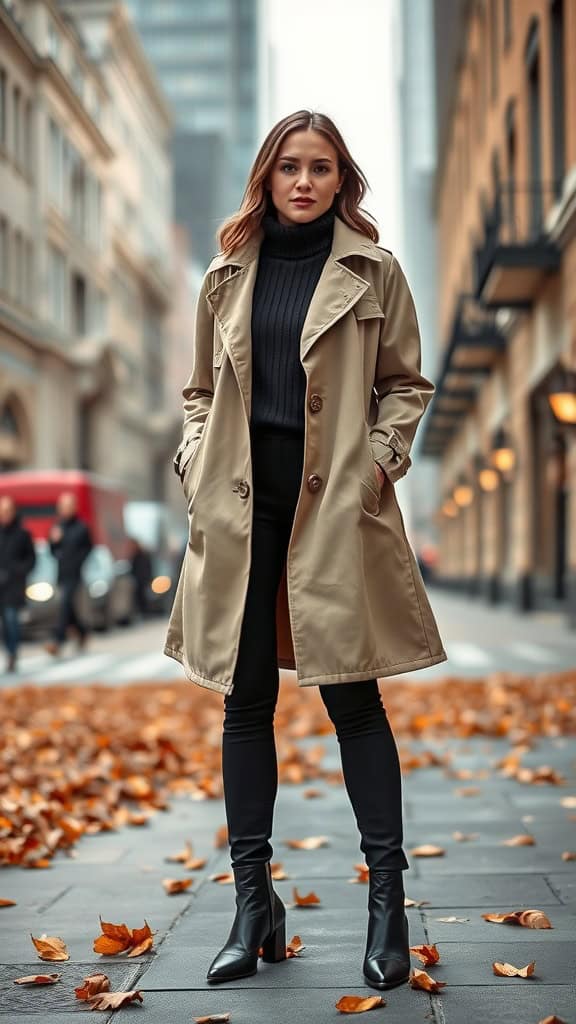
[{"left": 267, "top": 129, "right": 344, "bottom": 226}]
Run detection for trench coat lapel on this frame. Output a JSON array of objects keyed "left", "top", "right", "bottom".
[{"left": 205, "top": 214, "right": 383, "bottom": 415}]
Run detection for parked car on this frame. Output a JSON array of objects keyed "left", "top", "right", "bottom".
[
  {"left": 123, "top": 501, "right": 179, "bottom": 614},
  {"left": 20, "top": 540, "right": 134, "bottom": 638}
]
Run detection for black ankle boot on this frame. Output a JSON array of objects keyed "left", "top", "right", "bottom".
[
  {"left": 206, "top": 861, "right": 286, "bottom": 983},
  {"left": 362, "top": 869, "right": 410, "bottom": 990}
]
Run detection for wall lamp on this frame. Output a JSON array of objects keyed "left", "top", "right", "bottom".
[
  {"left": 547, "top": 366, "right": 576, "bottom": 426},
  {"left": 490, "top": 426, "right": 515, "bottom": 475}
]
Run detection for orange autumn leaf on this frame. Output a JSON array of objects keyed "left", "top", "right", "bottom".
[
  {"left": 0, "top": 899, "right": 16, "bottom": 907},
  {"left": 214, "top": 825, "right": 228, "bottom": 848},
  {"left": 93, "top": 917, "right": 154, "bottom": 956},
  {"left": 502, "top": 834, "right": 536, "bottom": 846},
  {"left": 349, "top": 863, "right": 369, "bottom": 884},
  {"left": 74, "top": 973, "right": 110, "bottom": 1000},
  {"left": 194, "top": 1016, "right": 231, "bottom": 1023},
  {"left": 482, "top": 909, "right": 552, "bottom": 929},
  {"left": 453, "top": 832, "right": 479, "bottom": 842},
  {"left": 210, "top": 872, "right": 234, "bottom": 884},
  {"left": 405, "top": 897, "right": 430, "bottom": 907},
  {"left": 493, "top": 960, "right": 536, "bottom": 977},
  {"left": 292, "top": 886, "right": 321, "bottom": 907},
  {"left": 409, "top": 968, "right": 447, "bottom": 993},
  {"left": 165, "top": 840, "right": 193, "bottom": 863},
  {"left": 335, "top": 994, "right": 386, "bottom": 1012},
  {"left": 30, "top": 934, "right": 69, "bottom": 962},
  {"left": 284, "top": 835, "right": 329, "bottom": 849},
  {"left": 561, "top": 851, "right": 576, "bottom": 861},
  {"left": 454, "top": 786, "right": 481, "bottom": 797},
  {"left": 162, "top": 878, "right": 193, "bottom": 894},
  {"left": 410, "top": 943, "right": 440, "bottom": 965},
  {"left": 87, "top": 989, "right": 143, "bottom": 1009},
  {"left": 538, "top": 1017, "right": 567, "bottom": 1024},
  {"left": 409, "top": 844, "right": 445, "bottom": 858},
  {"left": 270, "top": 862, "right": 289, "bottom": 880},
  {"left": 14, "top": 973, "right": 61, "bottom": 985},
  {"left": 302, "top": 787, "right": 324, "bottom": 798},
  {"left": 185, "top": 856, "right": 207, "bottom": 870},
  {"left": 287, "top": 934, "right": 305, "bottom": 958},
  {"left": 560, "top": 796, "right": 576, "bottom": 809}
]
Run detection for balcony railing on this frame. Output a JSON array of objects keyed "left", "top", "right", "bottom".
[{"left": 474, "top": 182, "right": 561, "bottom": 307}]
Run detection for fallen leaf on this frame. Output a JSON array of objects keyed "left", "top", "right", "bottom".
[
  {"left": 194, "top": 1016, "right": 231, "bottom": 1023},
  {"left": 214, "top": 825, "right": 228, "bottom": 848},
  {"left": 302, "top": 788, "right": 324, "bottom": 798},
  {"left": 560, "top": 796, "right": 576, "bottom": 808},
  {"left": 14, "top": 974, "right": 61, "bottom": 985},
  {"left": 409, "top": 845, "right": 445, "bottom": 857},
  {"left": 436, "top": 916, "right": 469, "bottom": 923},
  {"left": 162, "top": 878, "right": 193, "bottom": 894},
  {"left": 292, "top": 886, "right": 321, "bottom": 907},
  {"left": 410, "top": 944, "right": 440, "bottom": 965},
  {"left": 561, "top": 851, "right": 576, "bottom": 861},
  {"left": 210, "top": 872, "right": 234, "bottom": 884},
  {"left": 284, "top": 835, "right": 329, "bottom": 849},
  {"left": 270, "top": 862, "right": 289, "bottom": 880},
  {"left": 93, "top": 917, "right": 155, "bottom": 956},
  {"left": 405, "top": 897, "right": 430, "bottom": 907},
  {"left": 409, "top": 968, "right": 447, "bottom": 992},
  {"left": 452, "top": 831, "right": 479, "bottom": 842},
  {"left": 335, "top": 994, "right": 386, "bottom": 1012},
  {"left": 165, "top": 840, "right": 192, "bottom": 863},
  {"left": 87, "top": 990, "right": 143, "bottom": 1010},
  {"left": 75, "top": 974, "right": 110, "bottom": 1000},
  {"left": 482, "top": 909, "right": 552, "bottom": 929},
  {"left": 493, "top": 960, "right": 536, "bottom": 978},
  {"left": 287, "top": 934, "right": 305, "bottom": 958},
  {"left": 502, "top": 835, "right": 536, "bottom": 846},
  {"left": 454, "top": 786, "right": 481, "bottom": 797},
  {"left": 30, "top": 934, "right": 69, "bottom": 961},
  {"left": 349, "top": 863, "right": 369, "bottom": 884},
  {"left": 0, "top": 899, "right": 16, "bottom": 907},
  {"left": 538, "top": 1016, "right": 567, "bottom": 1023}
]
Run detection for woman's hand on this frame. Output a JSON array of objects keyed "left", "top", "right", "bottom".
[{"left": 373, "top": 461, "right": 385, "bottom": 490}]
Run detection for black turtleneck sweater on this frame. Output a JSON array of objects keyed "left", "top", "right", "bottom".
[{"left": 249, "top": 203, "right": 335, "bottom": 434}]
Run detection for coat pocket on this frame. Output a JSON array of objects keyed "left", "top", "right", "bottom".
[{"left": 359, "top": 431, "right": 382, "bottom": 517}]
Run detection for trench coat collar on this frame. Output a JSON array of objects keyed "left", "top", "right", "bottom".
[{"left": 205, "top": 215, "right": 384, "bottom": 418}]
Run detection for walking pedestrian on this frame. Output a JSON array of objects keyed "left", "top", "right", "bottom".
[
  {"left": 0, "top": 496, "right": 36, "bottom": 673},
  {"left": 44, "top": 491, "right": 93, "bottom": 656},
  {"left": 166, "top": 110, "right": 447, "bottom": 990},
  {"left": 129, "top": 539, "right": 152, "bottom": 618}
]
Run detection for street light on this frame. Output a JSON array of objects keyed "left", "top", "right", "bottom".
[
  {"left": 547, "top": 367, "right": 576, "bottom": 426},
  {"left": 479, "top": 467, "right": 499, "bottom": 491},
  {"left": 453, "top": 480, "right": 474, "bottom": 507},
  {"left": 442, "top": 498, "right": 459, "bottom": 518},
  {"left": 490, "top": 426, "right": 515, "bottom": 474}
]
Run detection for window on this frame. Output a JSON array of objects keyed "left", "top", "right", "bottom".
[
  {"left": 48, "top": 243, "right": 66, "bottom": 328},
  {"left": 489, "top": 0, "right": 498, "bottom": 100},
  {"left": 13, "top": 230, "right": 23, "bottom": 304},
  {"left": 0, "top": 216, "right": 8, "bottom": 292},
  {"left": 550, "top": 0, "right": 565, "bottom": 198},
  {"left": 503, "top": 0, "right": 512, "bottom": 49},
  {"left": 13, "top": 85, "right": 21, "bottom": 165},
  {"left": 24, "top": 237, "right": 32, "bottom": 306},
  {"left": 49, "top": 118, "right": 62, "bottom": 204},
  {"left": 23, "top": 98, "right": 32, "bottom": 172}
]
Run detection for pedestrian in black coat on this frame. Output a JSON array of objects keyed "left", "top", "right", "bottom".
[
  {"left": 45, "top": 491, "right": 93, "bottom": 655},
  {"left": 0, "top": 495, "right": 36, "bottom": 673}
]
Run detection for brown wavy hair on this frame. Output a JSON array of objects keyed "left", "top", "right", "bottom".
[{"left": 217, "top": 110, "right": 379, "bottom": 256}]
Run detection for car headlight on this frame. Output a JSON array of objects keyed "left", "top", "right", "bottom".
[
  {"left": 151, "top": 575, "right": 172, "bottom": 595},
  {"left": 26, "top": 582, "right": 54, "bottom": 602}
]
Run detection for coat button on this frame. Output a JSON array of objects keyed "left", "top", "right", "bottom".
[
  {"left": 234, "top": 480, "right": 250, "bottom": 499},
  {"left": 308, "top": 393, "right": 323, "bottom": 413},
  {"left": 307, "top": 473, "right": 322, "bottom": 493}
]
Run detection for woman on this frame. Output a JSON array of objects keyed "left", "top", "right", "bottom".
[{"left": 165, "top": 110, "right": 447, "bottom": 990}]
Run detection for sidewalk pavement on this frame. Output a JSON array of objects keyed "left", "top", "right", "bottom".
[{"left": 1, "top": 706, "right": 575, "bottom": 1022}]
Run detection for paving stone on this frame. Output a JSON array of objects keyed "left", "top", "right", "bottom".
[
  {"left": 423, "top": 904, "right": 576, "bottom": 943},
  {"left": 401, "top": 873, "right": 561, "bottom": 907},
  {"left": 110, "top": 986, "right": 433, "bottom": 1023},
  {"left": 438, "top": 983, "right": 576, "bottom": 1024},
  {"left": 408, "top": 843, "right": 576, "bottom": 874},
  {"left": 0, "top": 961, "right": 142, "bottom": 1016},
  {"left": 191, "top": 876, "right": 396, "bottom": 912},
  {"left": 547, "top": 873, "right": 576, "bottom": 906},
  {"left": 420, "top": 940, "right": 573, "bottom": 985}
]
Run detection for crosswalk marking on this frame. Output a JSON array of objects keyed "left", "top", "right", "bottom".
[
  {"left": 445, "top": 643, "right": 493, "bottom": 667},
  {"left": 508, "top": 642, "right": 560, "bottom": 665}
]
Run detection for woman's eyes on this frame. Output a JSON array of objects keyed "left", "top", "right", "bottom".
[{"left": 279, "top": 163, "right": 329, "bottom": 174}]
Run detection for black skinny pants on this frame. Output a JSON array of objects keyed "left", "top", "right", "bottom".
[{"left": 222, "top": 425, "right": 409, "bottom": 873}]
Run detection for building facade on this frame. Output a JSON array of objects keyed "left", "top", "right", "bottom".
[
  {"left": 422, "top": 0, "right": 576, "bottom": 626},
  {"left": 0, "top": 0, "right": 180, "bottom": 501},
  {"left": 125, "top": 0, "right": 262, "bottom": 272}
]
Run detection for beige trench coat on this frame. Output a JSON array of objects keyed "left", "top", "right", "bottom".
[{"left": 164, "top": 214, "right": 447, "bottom": 694}]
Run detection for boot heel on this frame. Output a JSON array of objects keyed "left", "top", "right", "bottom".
[{"left": 261, "top": 918, "right": 286, "bottom": 963}]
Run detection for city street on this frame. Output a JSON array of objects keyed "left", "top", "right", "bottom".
[{"left": 2, "top": 587, "right": 575, "bottom": 688}]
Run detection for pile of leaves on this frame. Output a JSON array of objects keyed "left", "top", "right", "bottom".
[{"left": 1, "top": 669, "right": 575, "bottom": 867}]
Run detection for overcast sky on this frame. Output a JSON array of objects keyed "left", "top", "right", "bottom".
[{"left": 264, "top": 0, "right": 402, "bottom": 254}]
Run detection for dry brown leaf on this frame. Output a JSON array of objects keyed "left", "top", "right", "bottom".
[
  {"left": 405, "top": 897, "right": 430, "bottom": 907},
  {"left": 87, "top": 990, "right": 143, "bottom": 1010},
  {"left": 335, "top": 994, "right": 386, "bottom": 1012},
  {"left": 0, "top": 899, "right": 16, "bottom": 907},
  {"left": 454, "top": 786, "right": 481, "bottom": 797},
  {"left": 409, "top": 968, "right": 447, "bottom": 992},
  {"left": 194, "top": 1016, "right": 231, "bottom": 1023},
  {"left": 452, "top": 831, "right": 479, "bottom": 842},
  {"left": 14, "top": 974, "right": 61, "bottom": 985},
  {"left": 492, "top": 960, "right": 536, "bottom": 977},
  {"left": 436, "top": 916, "right": 469, "bottom": 923},
  {"left": 409, "top": 845, "right": 445, "bottom": 857},
  {"left": 214, "top": 825, "right": 228, "bottom": 848},
  {"left": 284, "top": 835, "right": 329, "bottom": 849},
  {"left": 516, "top": 766, "right": 564, "bottom": 785},
  {"left": 502, "top": 834, "right": 536, "bottom": 846},
  {"left": 538, "top": 1016, "right": 567, "bottom": 1023},
  {"left": 482, "top": 909, "right": 552, "bottom": 929},
  {"left": 410, "top": 944, "right": 440, "bottom": 965},
  {"left": 30, "top": 934, "right": 69, "bottom": 962},
  {"left": 286, "top": 934, "right": 305, "bottom": 958},
  {"left": 165, "top": 840, "right": 192, "bottom": 863},
  {"left": 292, "top": 886, "right": 321, "bottom": 907},
  {"left": 349, "top": 863, "right": 369, "bottom": 884},
  {"left": 210, "top": 872, "right": 234, "bottom": 884},
  {"left": 162, "top": 877, "right": 193, "bottom": 894},
  {"left": 561, "top": 851, "right": 576, "bottom": 861},
  {"left": 93, "top": 917, "right": 154, "bottom": 956},
  {"left": 270, "top": 862, "right": 289, "bottom": 880},
  {"left": 184, "top": 857, "right": 207, "bottom": 870},
  {"left": 302, "top": 787, "right": 324, "bottom": 798},
  {"left": 74, "top": 973, "right": 110, "bottom": 1000},
  {"left": 560, "top": 796, "right": 576, "bottom": 808}
]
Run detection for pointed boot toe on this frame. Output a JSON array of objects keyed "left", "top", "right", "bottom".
[
  {"left": 363, "top": 954, "right": 410, "bottom": 990},
  {"left": 362, "top": 869, "right": 410, "bottom": 991},
  {"left": 205, "top": 862, "right": 286, "bottom": 984}
]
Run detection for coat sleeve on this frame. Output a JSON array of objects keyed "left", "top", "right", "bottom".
[
  {"left": 173, "top": 270, "right": 215, "bottom": 478},
  {"left": 368, "top": 254, "right": 435, "bottom": 484}
]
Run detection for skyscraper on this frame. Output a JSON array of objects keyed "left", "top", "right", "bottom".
[{"left": 125, "top": 0, "right": 262, "bottom": 272}]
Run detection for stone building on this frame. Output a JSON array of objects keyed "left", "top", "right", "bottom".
[{"left": 422, "top": 0, "right": 576, "bottom": 626}]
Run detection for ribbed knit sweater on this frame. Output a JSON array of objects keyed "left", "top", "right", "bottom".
[{"left": 249, "top": 202, "right": 335, "bottom": 434}]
